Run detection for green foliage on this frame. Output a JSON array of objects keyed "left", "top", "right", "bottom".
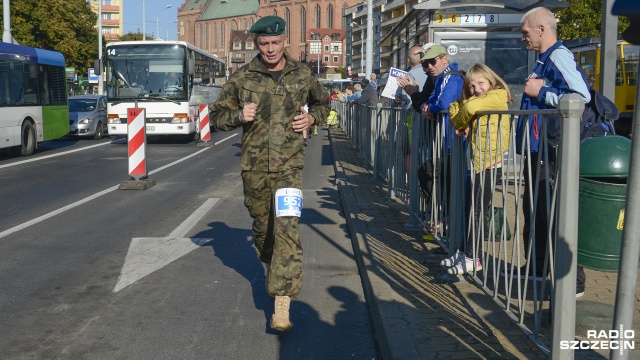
[
  {"left": 335, "top": 66, "right": 347, "bottom": 79},
  {"left": 0, "top": 0, "right": 99, "bottom": 75},
  {"left": 119, "top": 31, "right": 153, "bottom": 42},
  {"left": 557, "top": 0, "right": 631, "bottom": 41}
]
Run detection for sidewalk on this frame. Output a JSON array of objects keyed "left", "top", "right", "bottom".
[{"left": 327, "top": 126, "right": 639, "bottom": 359}]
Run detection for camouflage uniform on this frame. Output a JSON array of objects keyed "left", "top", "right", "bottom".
[{"left": 209, "top": 53, "right": 329, "bottom": 298}]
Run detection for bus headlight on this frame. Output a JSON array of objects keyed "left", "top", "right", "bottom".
[
  {"left": 108, "top": 114, "right": 123, "bottom": 124},
  {"left": 171, "top": 113, "right": 189, "bottom": 124}
]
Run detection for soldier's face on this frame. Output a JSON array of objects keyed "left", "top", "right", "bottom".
[{"left": 257, "top": 34, "right": 287, "bottom": 69}]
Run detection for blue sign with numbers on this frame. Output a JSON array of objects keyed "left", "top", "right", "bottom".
[{"left": 275, "top": 188, "right": 303, "bottom": 217}]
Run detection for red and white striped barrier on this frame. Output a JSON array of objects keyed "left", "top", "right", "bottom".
[
  {"left": 199, "top": 104, "right": 211, "bottom": 142},
  {"left": 127, "top": 108, "right": 147, "bottom": 178}
]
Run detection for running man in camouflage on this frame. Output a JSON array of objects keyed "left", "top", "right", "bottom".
[{"left": 209, "top": 15, "right": 329, "bottom": 332}]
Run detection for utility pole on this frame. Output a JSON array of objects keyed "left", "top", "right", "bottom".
[
  {"left": 98, "top": 0, "right": 103, "bottom": 95},
  {"left": 142, "top": 0, "right": 146, "bottom": 41},
  {"left": 365, "top": 0, "right": 373, "bottom": 80}
]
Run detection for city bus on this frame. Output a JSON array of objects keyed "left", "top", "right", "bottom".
[
  {"left": 565, "top": 37, "right": 639, "bottom": 135},
  {"left": 100, "top": 40, "right": 225, "bottom": 140},
  {"left": 0, "top": 42, "right": 69, "bottom": 156}
]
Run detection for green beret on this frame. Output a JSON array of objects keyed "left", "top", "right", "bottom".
[{"left": 250, "top": 16, "right": 286, "bottom": 36}]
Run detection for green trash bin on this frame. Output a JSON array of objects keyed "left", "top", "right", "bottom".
[{"left": 577, "top": 136, "right": 631, "bottom": 271}]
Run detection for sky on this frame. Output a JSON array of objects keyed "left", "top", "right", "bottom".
[{"left": 122, "top": 0, "right": 184, "bottom": 40}]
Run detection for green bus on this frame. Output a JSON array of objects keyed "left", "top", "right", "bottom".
[{"left": 0, "top": 42, "right": 69, "bottom": 156}]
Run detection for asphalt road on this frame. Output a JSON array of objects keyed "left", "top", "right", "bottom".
[{"left": 0, "top": 132, "right": 376, "bottom": 360}]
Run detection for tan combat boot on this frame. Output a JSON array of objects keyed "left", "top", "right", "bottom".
[{"left": 270, "top": 295, "right": 292, "bottom": 332}]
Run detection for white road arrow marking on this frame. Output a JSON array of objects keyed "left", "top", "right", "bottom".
[{"left": 114, "top": 198, "right": 219, "bottom": 292}]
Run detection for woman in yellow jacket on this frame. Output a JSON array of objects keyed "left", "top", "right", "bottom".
[{"left": 442, "top": 63, "right": 512, "bottom": 275}]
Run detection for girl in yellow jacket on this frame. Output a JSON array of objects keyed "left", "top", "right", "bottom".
[{"left": 443, "top": 63, "right": 512, "bottom": 275}]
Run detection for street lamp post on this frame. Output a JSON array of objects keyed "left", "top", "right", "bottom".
[
  {"left": 157, "top": 5, "right": 172, "bottom": 40},
  {"left": 97, "top": 0, "right": 103, "bottom": 94}
]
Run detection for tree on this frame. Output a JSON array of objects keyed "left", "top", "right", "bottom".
[
  {"left": 557, "top": 0, "right": 630, "bottom": 41},
  {"left": 306, "top": 59, "right": 328, "bottom": 75},
  {"left": 119, "top": 31, "right": 153, "bottom": 42},
  {"left": 0, "top": 0, "right": 99, "bottom": 75},
  {"left": 335, "top": 66, "right": 347, "bottom": 79}
]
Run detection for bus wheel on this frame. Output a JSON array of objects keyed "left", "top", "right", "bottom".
[
  {"left": 94, "top": 122, "right": 104, "bottom": 140},
  {"left": 14, "top": 121, "right": 36, "bottom": 156}
]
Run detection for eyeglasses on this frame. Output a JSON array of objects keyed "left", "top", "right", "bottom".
[
  {"left": 413, "top": 52, "right": 423, "bottom": 57},
  {"left": 421, "top": 55, "right": 443, "bottom": 67}
]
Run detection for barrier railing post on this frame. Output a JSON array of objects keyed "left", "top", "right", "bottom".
[
  {"left": 551, "top": 93, "right": 583, "bottom": 359},
  {"left": 197, "top": 104, "right": 214, "bottom": 148},
  {"left": 119, "top": 107, "right": 156, "bottom": 190}
]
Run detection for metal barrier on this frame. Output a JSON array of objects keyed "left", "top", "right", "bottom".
[{"left": 331, "top": 95, "right": 589, "bottom": 356}]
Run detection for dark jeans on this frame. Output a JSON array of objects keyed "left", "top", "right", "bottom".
[{"left": 523, "top": 152, "right": 585, "bottom": 290}]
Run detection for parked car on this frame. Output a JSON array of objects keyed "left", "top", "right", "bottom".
[{"left": 68, "top": 95, "right": 108, "bottom": 139}]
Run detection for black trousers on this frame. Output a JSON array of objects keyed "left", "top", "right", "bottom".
[
  {"left": 461, "top": 168, "right": 502, "bottom": 258},
  {"left": 523, "top": 152, "right": 584, "bottom": 290}
]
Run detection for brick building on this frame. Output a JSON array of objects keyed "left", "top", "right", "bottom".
[{"left": 177, "top": 0, "right": 359, "bottom": 75}]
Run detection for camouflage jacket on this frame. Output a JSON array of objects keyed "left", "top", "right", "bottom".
[{"left": 209, "top": 53, "right": 329, "bottom": 172}]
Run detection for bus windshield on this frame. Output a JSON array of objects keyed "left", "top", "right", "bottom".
[{"left": 105, "top": 44, "right": 187, "bottom": 101}]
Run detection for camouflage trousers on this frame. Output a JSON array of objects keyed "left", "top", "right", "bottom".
[{"left": 241, "top": 168, "right": 303, "bottom": 298}]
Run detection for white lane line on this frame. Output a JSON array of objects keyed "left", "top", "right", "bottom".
[
  {"left": 113, "top": 198, "right": 219, "bottom": 293},
  {"left": 169, "top": 198, "right": 220, "bottom": 237},
  {"left": 0, "top": 141, "right": 113, "bottom": 169},
  {"left": 0, "top": 134, "right": 238, "bottom": 240}
]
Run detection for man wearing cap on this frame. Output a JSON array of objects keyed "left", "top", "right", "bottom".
[
  {"left": 414, "top": 44, "right": 464, "bottom": 122},
  {"left": 396, "top": 43, "right": 435, "bottom": 112},
  {"left": 209, "top": 15, "right": 329, "bottom": 332}
]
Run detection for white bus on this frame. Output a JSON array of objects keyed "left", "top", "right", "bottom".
[
  {"left": 99, "top": 40, "right": 225, "bottom": 140},
  {"left": 0, "top": 42, "right": 69, "bottom": 156}
]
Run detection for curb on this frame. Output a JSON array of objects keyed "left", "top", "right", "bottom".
[{"left": 329, "top": 129, "right": 420, "bottom": 360}]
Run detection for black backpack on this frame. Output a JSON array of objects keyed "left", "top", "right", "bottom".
[{"left": 547, "top": 88, "right": 619, "bottom": 142}]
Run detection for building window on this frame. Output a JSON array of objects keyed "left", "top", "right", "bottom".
[
  {"left": 300, "top": 7, "right": 306, "bottom": 44},
  {"left": 324, "top": 56, "right": 329, "bottom": 62},
  {"left": 233, "top": 42, "right": 242, "bottom": 50},
  {"left": 285, "top": 8, "right": 290, "bottom": 39},
  {"left": 221, "top": 23, "right": 225, "bottom": 49},
  {"left": 327, "top": 4, "right": 333, "bottom": 28},
  {"left": 333, "top": 56, "right": 338, "bottom": 63},
  {"left": 204, "top": 24, "right": 209, "bottom": 51},
  {"left": 315, "top": 4, "right": 321, "bottom": 28},
  {"left": 324, "top": 45, "right": 329, "bottom": 52},
  {"left": 246, "top": 42, "right": 254, "bottom": 50},
  {"left": 212, "top": 23, "right": 217, "bottom": 49}
]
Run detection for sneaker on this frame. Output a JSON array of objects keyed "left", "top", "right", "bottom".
[
  {"left": 270, "top": 295, "right": 292, "bottom": 332},
  {"left": 303, "top": 139, "right": 308, "bottom": 146},
  {"left": 440, "top": 250, "right": 464, "bottom": 267},
  {"left": 576, "top": 290, "right": 585, "bottom": 299},
  {"left": 312, "top": 129, "right": 318, "bottom": 136},
  {"left": 447, "top": 257, "right": 482, "bottom": 275}
]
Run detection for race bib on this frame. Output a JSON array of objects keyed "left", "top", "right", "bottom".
[{"left": 275, "top": 188, "right": 303, "bottom": 217}]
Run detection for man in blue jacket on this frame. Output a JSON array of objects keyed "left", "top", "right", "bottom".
[{"left": 515, "top": 7, "right": 590, "bottom": 297}]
